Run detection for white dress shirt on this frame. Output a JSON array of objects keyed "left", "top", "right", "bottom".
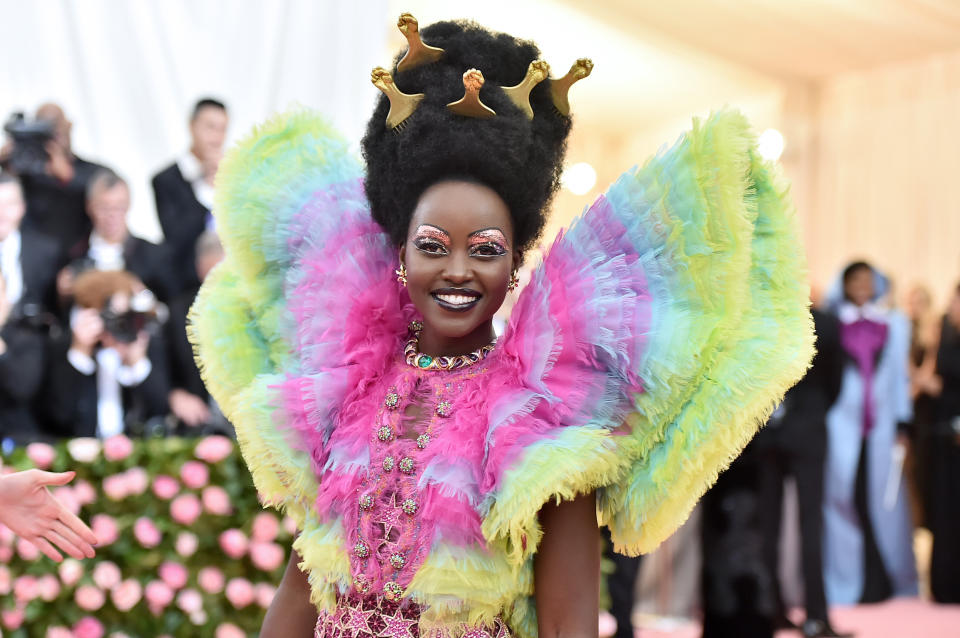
[
  {"left": 0, "top": 230, "right": 24, "bottom": 305},
  {"left": 177, "top": 152, "right": 216, "bottom": 212},
  {"left": 67, "top": 346, "right": 152, "bottom": 438},
  {"left": 88, "top": 232, "right": 126, "bottom": 271}
]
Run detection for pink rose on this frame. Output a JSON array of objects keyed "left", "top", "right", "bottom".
[
  {"left": 218, "top": 529, "right": 248, "bottom": 559},
  {"left": 175, "top": 531, "right": 199, "bottom": 557},
  {"left": 46, "top": 626, "right": 73, "bottom": 638},
  {"left": 0, "top": 545, "right": 13, "bottom": 562},
  {"left": 152, "top": 475, "right": 179, "bottom": 500},
  {"left": 67, "top": 438, "right": 101, "bottom": 463},
  {"left": 250, "top": 541, "right": 285, "bottom": 572},
  {"left": 103, "top": 434, "right": 134, "bottom": 461},
  {"left": 13, "top": 575, "right": 38, "bottom": 602},
  {"left": 58, "top": 558, "right": 84, "bottom": 587},
  {"left": 38, "top": 573, "right": 61, "bottom": 601},
  {"left": 283, "top": 515, "right": 298, "bottom": 536},
  {"left": 252, "top": 512, "right": 279, "bottom": 541},
  {"left": 2, "top": 607, "right": 25, "bottom": 630},
  {"left": 73, "top": 616, "right": 105, "bottom": 638},
  {"left": 73, "top": 480, "right": 98, "bottom": 505},
  {"left": 158, "top": 561, "right": 188, "bottom": 590},
  {"left": 190, "top": 610, "right": 209, "bottom": 626},
  {"left": 180, "top": 461, "right": 209, "bottom": 489},
  {"left": 123, "top": 467, "right": 149, "bottom": 495},
  {"left": 0, "top": 565, "right": 11, "bottom": 595},
  {"left": 91, "top": 514, "right": 119, "bottom": 546},
  {"left": 111, "top": 578, "right": 143, "bottom": 612},
  {"left": 16, "top": 538, "right": 39, "bottom": 561},
  {"left": 195, "top": 435, "right": 233, "bottom": 464},
  {"left": 75, "top": 584, "right": 106, "bottom": 611},
  {"left": 26, "top": 442, "right": 56, "bottom": 469},
  {"left": 92, "top": 561, "right": 122, "bottom": 590},
  {"left": 133, "top": 517, "right": 162, "bottom": 548},
  {"left": 52, "top": 486, "right": 81, "bottom": 515},
  {"left": 145, "top": 580, "right": 175, "bottom": 615},
  {"left": 176, "top": 588, "right": 203, "bottom": 614},
  {"left": 198, "top": 567, "right": 225, "bottom": 594},
  {"left": 170, "top": 493, "right": 202, "bottom": 526},
  {"left": 201, "top": 485, "right": 232, "bottom": 515},
  {"left": 224, "top": 577, "right": 255, "bottom": 609},
  {"left": 255, "top": 582, "right": 276, "bottom": 608},
  {"left": 102, "top": 474, "right": 128, "bottom": 501},
  {"left": 215, "top": 623, "right": 246, "bottom": 638},
  {"left": 0, "top": 522, "right": 15, "bottom": 545}
]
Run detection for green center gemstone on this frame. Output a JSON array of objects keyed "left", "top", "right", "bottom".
[{"left": 418, "top": 355, "right": 433, "bottom": 368}]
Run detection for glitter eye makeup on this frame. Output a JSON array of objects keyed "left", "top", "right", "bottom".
[
  {"left": 413, "top": 224, "right": 451, "bottom": 254},
  {"left": 467, "top": 228, "right": 509, "bottom": 256}
]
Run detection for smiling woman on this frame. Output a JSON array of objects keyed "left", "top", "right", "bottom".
[{"left": 189, "top": 12, "right": 815, "bottom": 638}]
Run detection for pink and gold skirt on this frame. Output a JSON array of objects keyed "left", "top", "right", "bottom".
[{"left": 314, "top": 592, "right": 511, "bottom": 638}]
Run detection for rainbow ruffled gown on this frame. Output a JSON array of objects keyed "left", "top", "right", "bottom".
[{"left": 190, "top": 108, "right": 814, "bottom": 638}]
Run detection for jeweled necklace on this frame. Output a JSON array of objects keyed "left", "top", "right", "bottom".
[{"left": 403, "top": 320, "right": 496, "bottom": 371}]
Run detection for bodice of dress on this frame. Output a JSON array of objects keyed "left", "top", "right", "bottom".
[{"left": 314, "top": 356, "right": 510, "bottom": 637}]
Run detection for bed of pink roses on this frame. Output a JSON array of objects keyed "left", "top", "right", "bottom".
[{"left": 0, "top": 436, "right": 294, "bottom": 638}]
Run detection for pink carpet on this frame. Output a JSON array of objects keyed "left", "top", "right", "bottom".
[{"left": 632, "top": 598, "right": 960, "bottom": 638}]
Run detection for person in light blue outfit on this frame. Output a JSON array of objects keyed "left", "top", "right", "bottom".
[{"left": 823, "top": 261, "right": 917, "bottom": 604}]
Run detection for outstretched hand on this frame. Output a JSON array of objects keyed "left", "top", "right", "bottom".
[{"left": 0, "top": 470, "right": 98, "bottom": 562}]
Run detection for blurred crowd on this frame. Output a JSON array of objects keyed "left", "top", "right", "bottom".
[
  {"left": 606, "top": 269, "right": 960, "bottom": 638},
  {"left": 0, "top": 99, "right": 231, "bottom": 445}
]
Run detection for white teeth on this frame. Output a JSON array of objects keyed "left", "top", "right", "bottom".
[{"left": 436, "top": 294, "right": 477, "bottom": 305}]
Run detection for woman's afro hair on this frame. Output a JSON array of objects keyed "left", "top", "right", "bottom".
[{"left": 361, "top": 19, "right": 572, "bottom": 254}]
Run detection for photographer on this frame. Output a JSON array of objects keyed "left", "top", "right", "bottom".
[
  {"left": 1, "top": 104, "right": 106, "bottom": 257},
  {"left": 57, "top": 168, "right": 175, "bottom": 311},
  {"left": 42, "top": 270, "right": 169, "bottom": 438}
]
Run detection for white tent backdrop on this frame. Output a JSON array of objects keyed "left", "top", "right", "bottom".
[{"left": 0, "top": 0, "right": 388, "bottom": 241}]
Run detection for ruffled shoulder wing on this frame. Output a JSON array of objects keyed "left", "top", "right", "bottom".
[
  {"left": 481, "top": 109, "right": 814, "bottom": 558},
  {"left": 189, "top": 110, "right": 406, "bottom": 528}
]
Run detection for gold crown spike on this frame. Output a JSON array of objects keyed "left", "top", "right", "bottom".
[
  {"left": 446, "top": 69, "right": 496, "bottom": 119},
  {"left": 396, "top": 13, "right": 445, "bottom": 72},
  {"left": 502, "top": 60, "right": 550, "bottom": 120},
  {"left": 371, "top": 67, "right": 426, "bottom": 130},
  {"left": 550, "top": 58, "right": 594, "bottom": 116}
]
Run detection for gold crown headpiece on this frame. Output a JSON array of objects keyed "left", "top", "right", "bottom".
[{"left": 371, "top": 13, "right": 593, "bottom": 131}]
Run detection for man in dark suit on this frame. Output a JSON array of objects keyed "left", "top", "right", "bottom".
[
  {"left": 42, "top": 270, "right": 169, "bottom": 438},
  {"left": 0, "top": 174, "right": 60, "bottom": 313},
  {"left": 0, "top": 173, "right": 58, "bottom": 443},
  {"left": 1, "top": 103, "right": 106, "bottom": 259},
  {"left": 58, "top": 168, "right": 175, "bottom": 309},
  {"left": 755, "top": 309, "right": 850, "bottom": 638},
  {"left": 0, "top": 271, "right": 47, "bottom": 444},
  {"left": 166, "top": 230, "right": 231, "bottom": 435},
  {"left": 152, "top": 98, "right": 228, "bottom": 295}
]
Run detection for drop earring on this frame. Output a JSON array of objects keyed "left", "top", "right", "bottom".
[
  {"left": 396, "top": 263, "right": 408, "bottom": 287},
  {"left": 507, "top": 270, "right": 519, "bottom": 292}
]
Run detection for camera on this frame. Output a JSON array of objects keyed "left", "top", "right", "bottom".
[
  {"left": 100, "top": 289, "right": 164, "bottom": 343},
  {"left": 3, "top": 112, "right": 54, "bottom": 176}
]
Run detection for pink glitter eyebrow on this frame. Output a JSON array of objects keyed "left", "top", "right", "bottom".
[
  {"left": 414, "top": 225, "right": 451, "bottom": 246},
  {"left": 468, "top": 228, "right": 509, "bottom": 248}
]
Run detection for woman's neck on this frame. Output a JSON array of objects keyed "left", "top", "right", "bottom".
[{"left": 416, "top": 320, "right": 496, "bottom": 358}]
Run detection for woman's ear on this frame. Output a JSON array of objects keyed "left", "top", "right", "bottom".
[
  {"left": 512, "top": 249, "right": 523, "bottom": 271},
  {"left": 399, "top": 245, "right": 407, "bottom": 265}
]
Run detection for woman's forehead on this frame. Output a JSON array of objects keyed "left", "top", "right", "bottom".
[{"left": 409, "top": 181, "right": 513, "bottom": 239}]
